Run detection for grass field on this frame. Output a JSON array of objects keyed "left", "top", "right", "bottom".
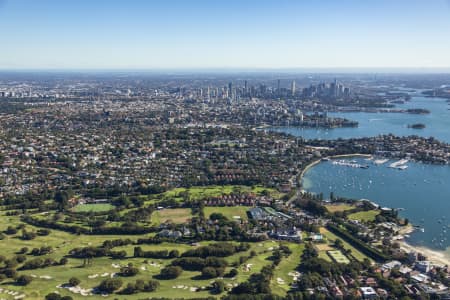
[
  {"left": 0, "top": 210, "right": 280, "bottom": 300},
  {"left": 348, "top": 210, "right": 379, "bottom": 222},
  {"left": 319, "top": 227, "right": 371, "bottom": 262},
  {"left": 72, "top": 203, "right": 115, "bottom": 212},
  {"left": 0, "top": 184, "right": 286, "bottom": 299},
  {"left": 160, "top": 185, "right": 280, "bottom": 202},
  {"left": 270, "top": 243, "right": 304, "bottom": 296},
  {"left": 327, "top": 250, "right": 350, "bottom": 264},
  {"left": 151, "top": 208, "right": 193, "bottom": 226},
  {"left": 325, "top": 203, "right": 355, "bottom": 213},
  {"left": 204, "top": 206, "right": 250, "bottom": 221}
]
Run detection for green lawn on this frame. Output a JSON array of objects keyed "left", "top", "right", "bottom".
[
  {"left": 72, "top": 203, "right": 115, "bottom": 212},
  {"left": 348, "top": 210, "right": 380, "bottom": 222},
  {"left": 160, "top": 185, "right": 280, "bottom": 202},
  {"left": 151, "top": 208, "right": 193, "bottom": 226},
  {"left": 0, "top": 185, "right": 289, "bottom": 300},
  {"left": 270, "top": 243, "right": 304, "bottom": 296},
  {"left": 325, "top": 203, "right": 355, "bottom": 213},
  {"left": 320, "top": 227, "right": 371, "bottom": 262},
  {"left": 327, "top": 250, "right": 350, "bottom": 264},
  {"left": 0, "top": 211, "right": 276, "bottom": 300},
  {"left": 204, "top": 206, "right": 250, "bottom": 221}
]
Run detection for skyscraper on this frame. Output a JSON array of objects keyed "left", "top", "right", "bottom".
[{"left": 291, "top": 80, "right": 296, "bottom": 96}]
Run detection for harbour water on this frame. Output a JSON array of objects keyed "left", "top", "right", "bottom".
[
  {"left": 273, "top": 92, "right": 450, "bottom": 254},
  {"left": 272, "top": 93, "right": 450, "bottom": 143},
  {"left": 302, "top": 157, "right": 450, "bottom": 251}
]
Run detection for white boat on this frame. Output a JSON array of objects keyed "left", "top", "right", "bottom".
[
  {"left": 389, "top": 159, "right": 409, "bottom": 169},
  {"left": 373, "top": 158, "right": 389, "bottom": 165}
]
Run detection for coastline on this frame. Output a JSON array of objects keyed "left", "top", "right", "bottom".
[
  {"left": 300, "top": 153, "right": 372, "bottom": 182},
  {"left": 300, "top": 153, "right": 450, "bottom": 266},
  {"left": 398, "top": 240, "right": 450, "bottom": 266}
]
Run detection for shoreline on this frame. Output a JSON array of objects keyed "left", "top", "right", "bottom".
[
  {"left": 299, "top": 153, "right": 372, "bottom": 182},
  {"left": 398, "top": 240, "right": 450, "bottom": 266},
  {"left": 299, "top": 153, "right": 450, "bottom": 266}
]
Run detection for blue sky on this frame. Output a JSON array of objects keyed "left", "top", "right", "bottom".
[{"left": 1, "top": 0, "right": 450, "bottom": 69}]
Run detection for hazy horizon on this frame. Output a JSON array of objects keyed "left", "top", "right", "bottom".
[{"left": 1, "top": 0, "right": 450, "bottom": 70}]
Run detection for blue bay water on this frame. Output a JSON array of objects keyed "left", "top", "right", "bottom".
[
  {"left": 272, "top": 94, "right": 450, "bottom": 143},
  {"left": 302, "top": 158, "right": 450, "bottom": 251},
  {"left": 273, "top": 93, "right": 450, "bottom": 253}
]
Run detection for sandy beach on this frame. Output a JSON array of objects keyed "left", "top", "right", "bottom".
[
  {"left": 300, "top": 153, "right": 372, "bottom": 181},
  {"left": 399, "top": 241, "right": 450, "bottom": 266},
  {"left": 300, "top": 155, "right": 450, "bottom": 267}
]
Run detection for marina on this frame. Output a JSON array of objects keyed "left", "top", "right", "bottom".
[
  {"left": 373, "top": 158, "right": 389, "bottom": 165},
  {"left": 331, "top": 159, "right": 369, "bottom": 169},
  {"left": 389, "top": 159, "right": 409, "bottom": 170},
  {"left": 301, "top": 157, "right": 450, "bottom": 251}
]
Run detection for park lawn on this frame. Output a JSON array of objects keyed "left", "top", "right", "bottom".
[
  {"left": 151, "top": 208, "right": 193, "bottom": 226},
  {"left": 348, "top": 210, "right": 380, "bottom": 222},
  {"left": 316, "top": 243, "right": 334, "bottom": 262},
  {"left": 233, "top": 241, "right": 275, "bottom": 283},
  {"left": 72, "top": 203, "right": 115, "bottom": 212},
  {"left": 114, "top": 242, "right": 194, "bottom": 257},
  {"left": 270, "top": 243, "right": 304, "bottom": 296},
  {"left": 327, "top": 250, "right": 351, "bottom": 264},
  {"left": 325, "top": 203, "right": 356, "bottom": 213},
  {"left": 318, "top": 251, "right": 333, "bottom": 262},
  {"left": 161, "top": 185, "right": 280, "bottom": 202},
  {"left": 0, "top": 221, "right": 259, "bottom": 300},
  {"left": 0, "top": 208, "right": 291, "bottom": 299},
  {"left": 204, "top": 206, "right": 250, "bottom": 221},
  {"left": 319, "top": 227, "right": 371, "bottom": 262},
  {"left": 12, "top": 255, "right": 218, "bottom": 300}
]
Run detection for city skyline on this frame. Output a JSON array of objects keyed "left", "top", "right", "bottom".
[{"left": 1, "top": 0, "right": 450, "bottom": 70}]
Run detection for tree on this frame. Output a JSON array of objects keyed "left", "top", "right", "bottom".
[
  {"left": 202, "top": 266, "right": 218, "bottom": 278},
  {"left": 5, "top": 226, "right": 17, "bottom": 235},
  {"left": 119, "top": 264, "right": 139, "bottom": 277},
  {"left": 45, "top": 293, "right": 61, "bottom": 300},
  {"left": 54, "top": 190, "right": 70, "bottom": 211},
  {"left": 227, "top": 268, "right": 238, "bottom": 277},
  {"left": 69, "top": 277, "right": 80, "bottom": 286},
  {"left": 60, "top": 257, "right": 68, "bottom": 265},
  {"left": 16, "top": 275, "right": 33, "bottom": 286},
  {"left": 335, "top": 238, "right": 344, "bottom": 249},
  {"left": 159, "top": 266, "right": 182, "bottom": 279},
  {"left": 213, "top": 280, "right": 225, "bottom": 294},
  {"left": 98, "top": 278, "right": 123, "bottom": 293},
  {"left": 145, "top": 279, "right": 160, "bottom": 292}
]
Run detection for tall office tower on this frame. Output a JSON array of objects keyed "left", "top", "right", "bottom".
[
  {"left": 332, "top": 78, "right": 338, "bottom": 98},
  {"left": 291, "top": 80, "right": 296, "bottom": 96},
  {"left": 277, "top": 79, "right": 281, "bottom": 95},
  {"left": 228, "top": 82, "right": 233, "bottom": 98},
  {"left": 244, "top": 80, "right": 248, "bottom": 92}
]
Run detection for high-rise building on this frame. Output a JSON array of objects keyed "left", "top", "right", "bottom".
[
  {"left": 291, "top": 80, "right": 296, "bottom": 96},
  {"left": 277, "top": 79, "right": 281, "bottom": 94}
]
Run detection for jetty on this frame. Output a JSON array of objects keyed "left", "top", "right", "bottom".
[
  {"left": 332, "top": 160, "right": 369, "bottom": 169},
  {"left": 389, "top": 159, "right": 409, "bottom": 170},
  {"left": 373, "top": 158, "right": 389, "bottom": 165}
]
